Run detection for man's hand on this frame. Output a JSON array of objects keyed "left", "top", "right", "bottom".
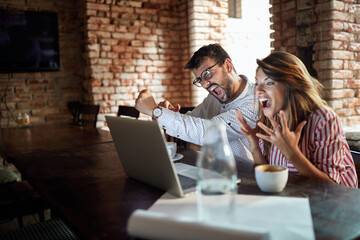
[
  {"left": 158, "top": 100, "right": 181, "bottom": 112},
  {"left": 135, "top": 89, "right": 158, "bottom": 116}
]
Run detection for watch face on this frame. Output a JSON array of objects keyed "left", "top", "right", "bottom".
[{"left": 153, "top": 108, "right": 162, "bottom": 117}]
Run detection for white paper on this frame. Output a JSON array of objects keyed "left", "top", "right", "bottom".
[
  {"left": 127, "top": 193, "right": 315, "bottom": 240},
  {"left": 127, "top": 210, "right": 269, "bottom": 240}
]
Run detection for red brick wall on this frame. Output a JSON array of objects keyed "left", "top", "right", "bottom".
[
  {"left": 0, "top": 0, "right": 83, "bottom": 127},
  {"left": 80, "top": 0, "right": 191, "bottom": 127},
  {"left": 2, "top": 0, "right": 359, "bottom": 128},
  {"left": 270, "top": 0, "right": 360, "bottom": 127},
  {"left": 0, "top": 0, "right": 192, "bottom": 128},
  {"left": 188, "top": 0, "right": 228, "bottom": 104}
]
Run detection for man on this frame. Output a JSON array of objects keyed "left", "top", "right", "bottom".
[{"left": 135, "top": 43, "right": 258, "bottom": 164}]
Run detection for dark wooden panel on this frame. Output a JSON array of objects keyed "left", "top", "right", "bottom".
[{"left": 0, "top": 123, "right": 112, "bottom": 161}]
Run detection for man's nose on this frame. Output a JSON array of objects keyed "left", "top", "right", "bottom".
[{"left": 201, "top": 79, "right": 211, "bottom": 89}]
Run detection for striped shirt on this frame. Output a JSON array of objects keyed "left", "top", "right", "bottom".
[{"left": 260, "top": 107, "right": 358, "bottom": 188}]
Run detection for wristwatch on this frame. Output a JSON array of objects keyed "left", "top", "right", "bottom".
[{"left": 152, "top": 107, "right": 163, "bottom": 118}]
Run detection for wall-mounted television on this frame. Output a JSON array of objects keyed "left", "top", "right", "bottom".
[{"left": 0, "top": 10, "right": 60, "bottom": 73}]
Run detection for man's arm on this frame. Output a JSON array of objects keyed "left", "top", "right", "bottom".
[
  {"left": 158, "top": 100, "right": 181, "bottom": 112},
  {"left": 135, "top": 89, "right": 181, "bottom": 116},
  {"left": 135, "top": 89, "right": 158, "bottom": 116}
]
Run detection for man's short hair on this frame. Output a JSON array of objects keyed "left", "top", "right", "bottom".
[{"left": 184, "top": 43, "right": 232, "bottom": 70}]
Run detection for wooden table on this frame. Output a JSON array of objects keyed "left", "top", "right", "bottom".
[
  {"left": 8, "top": 142, "right": 360, "bottom": 240},
  {"left": 0, "top": 123, "right": 112, "bottom": 162}
]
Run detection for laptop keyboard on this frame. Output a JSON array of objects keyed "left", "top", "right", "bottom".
[{"left": 178, "top": 174, "right": 197, "bottom": 190}]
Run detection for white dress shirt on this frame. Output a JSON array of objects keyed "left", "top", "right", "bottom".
[{"left": 157, "top": 79, "right": 258, "bottom": 164}]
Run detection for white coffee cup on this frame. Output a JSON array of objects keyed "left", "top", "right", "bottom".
[
  {"left": 255, "top": 164, "right": 288, "bottom": 193},
  {"left": 166, "top": 142, "right": 177, "bottom": 158}
]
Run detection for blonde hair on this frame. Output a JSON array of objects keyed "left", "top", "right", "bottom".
[{"left": 256, "top": 51, "right": 328, "bottom": 158}]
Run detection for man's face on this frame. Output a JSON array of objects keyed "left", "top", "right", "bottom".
[{"left": 192, "top": 58, "right": 236, "bottom": 104}]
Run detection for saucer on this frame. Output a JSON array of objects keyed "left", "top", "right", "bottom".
[{"left": 172, "top": 153, "right": 183, "bottom": 162}]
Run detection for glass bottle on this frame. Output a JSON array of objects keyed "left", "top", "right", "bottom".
[
  {"left": 17, "top": 113, "right": 30, "bottom": 128},
  {"left": 196, "top": 122, "right": 237, "bottom": 223}
]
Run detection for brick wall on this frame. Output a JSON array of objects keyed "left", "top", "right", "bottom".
[
  {"left": 80, "top": 0, "right": 192, "bottom": 127},
  {"left": 0, "top": 0, "right": 193, "bottom": 128},
  {"left": 1, "top": 0, "right": 359, "bottom": 129},
  {"left": 270, "top": 0, "right": 360, "bottom": 128},
  {"left": 0, "top": 0, "right": 83, "bottom": 127},
  {"left": 188, "top": 0, "right": 228, "bottom": 104}
]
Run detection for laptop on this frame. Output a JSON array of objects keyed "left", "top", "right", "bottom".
[{"left": 106, "top": 116, "right": 198, "bottom": 198}]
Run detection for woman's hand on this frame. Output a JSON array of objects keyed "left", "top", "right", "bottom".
[
  {"left": 256, "top": 110, "right": 306, "bottom": 159},
  {"left": 256, "top": 110, "right": 334, "bottom": 182},
  {"left": 236, "top": 110, "right": 266, "bottom": 164},
  {"left": 235, "top": 110, "right": 259, "bottom": 147}
]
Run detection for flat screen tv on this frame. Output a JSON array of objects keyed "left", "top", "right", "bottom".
[{"left": 0, "top": 10, "right": 60, "bottom": 73}]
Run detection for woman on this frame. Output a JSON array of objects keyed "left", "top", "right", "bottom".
[{"left": 237, "top": 51, "right": 358, "bottom": 188}]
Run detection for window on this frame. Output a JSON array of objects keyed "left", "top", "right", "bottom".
[{"left": 228, "top": 0, "right": 242, "bottom": 19}]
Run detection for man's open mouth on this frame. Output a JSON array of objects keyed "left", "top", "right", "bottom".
[{"left": 208, "top": 84, "right": 225, "bottom": 100}]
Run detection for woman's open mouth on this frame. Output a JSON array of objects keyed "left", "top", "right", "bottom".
[{"left": 259, "top": 98, "right": 271, "bottom": 110}]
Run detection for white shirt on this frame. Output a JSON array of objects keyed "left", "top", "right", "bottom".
[{"left": 157, "top": 80, "right": 258, "bottom": 163}]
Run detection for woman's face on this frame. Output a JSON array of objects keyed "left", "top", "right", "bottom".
[{"left": 255, "top": 68, "right": 287, "bottom": 118}]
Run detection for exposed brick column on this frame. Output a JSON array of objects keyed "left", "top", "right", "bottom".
[
  {"left": 188, "top": 0, "right": 228, "bottom": 53},
  {"left": 270, "top": 0, "right": 360, "bottom": 128},
  {"left": 270, "top": 0, "right": 297, "bottom": 53},
  {"left": 314, "top": 0, "right": 360, "bottom": 127},
  {"left": 80, "top": 0, "right": 191, "bottom": 127},
  {"left": 187, "top": 0, "right": 228, "bottom": 104}
]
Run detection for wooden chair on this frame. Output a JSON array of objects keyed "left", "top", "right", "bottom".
[
  {"left": 117, "top": 105, "right": 139, "bottom": 119},
  {"left": 351, "top": 150, "right": 360, "bottom": 188},
  {"left": 179, "top": 106, "right": 195, "bottom": 114},
  {"left": 77, "top": 104, "right": 100, "bottom": 128},
  {"left": 0, "top": 170, "right": 48, "bottom": 228},
  {"left": 67, "top": 101, "right": 80, "bottom": 124},
  {"left": 0, "top": 218, "right": 79, "bottom": 240},
  {"left": 68, "top": 102, "right": 100, "bottom": 128}
]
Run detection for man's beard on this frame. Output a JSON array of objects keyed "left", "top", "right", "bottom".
[
  {"left": 211, "top": 76, "right": 233, "bottom": 104},
  {"left": 213, "top": 87, "right": 231, "bottom": 104}
]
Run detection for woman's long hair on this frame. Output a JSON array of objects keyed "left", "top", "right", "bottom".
[{"left": 256, "top": 51, "right": 328, "bottom": 159}]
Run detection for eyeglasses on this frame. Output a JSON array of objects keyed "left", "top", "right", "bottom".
[{"left": 192, "top": 62, "right": 220, "bottom": 87}]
